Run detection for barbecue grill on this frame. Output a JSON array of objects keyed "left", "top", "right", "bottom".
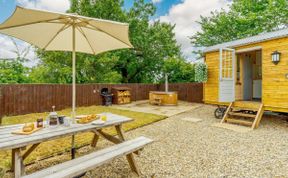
[{"left": 100, "top": 88, "right": 113, "bottom": 106}]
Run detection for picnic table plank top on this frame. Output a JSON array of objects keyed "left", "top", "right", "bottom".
[{"left": 0, "top": 113, "right": 133, "bottom": 150}]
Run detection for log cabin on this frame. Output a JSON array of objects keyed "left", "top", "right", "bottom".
[{"left": 203, "top": 28, "right": 288, "bottom": 129}]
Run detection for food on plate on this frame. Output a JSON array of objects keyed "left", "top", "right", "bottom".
[
  {"left": 77, "top": 114, "right": 99, "bottom": 124},
  {"left": 23, "top": 123, "right": 35, "bottom": 132}
]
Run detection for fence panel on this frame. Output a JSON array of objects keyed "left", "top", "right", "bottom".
[
  {"left": 0, "top": 86, "right": 3, "bottom": 123},
  {"left": 0, "top": 83, "right": 203, "bottom": 117}
]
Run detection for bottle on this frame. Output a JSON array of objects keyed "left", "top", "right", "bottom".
[
  {"left": 48, "top": 106, "right": 59, "bottom": 126},
  {"left": 37, "top": 118, "right": 43, "bottom": 128}
]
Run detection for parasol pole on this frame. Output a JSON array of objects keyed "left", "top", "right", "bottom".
[
  {"left": 71, "top": 23, "right": 76, "bottom": 159},
  {"left": 72, "top": 23, "right": 76, "bottom": 123}
]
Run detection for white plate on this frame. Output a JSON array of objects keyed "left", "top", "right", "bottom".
[
  {"left": 76, "top": 115, "right": 88, "bottom": 119},
  {"left": 92, "top": 120, "right": 105, "bottom": 125}
]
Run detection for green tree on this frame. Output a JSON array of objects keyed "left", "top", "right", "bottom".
[
  {"left": 0, "top": 38, "right": 31, "bottom": 84},
  {"left": 0, "top": 58, "right": 30, "bottom": 83},
  {"left": 71, "top": 0, "right": 181, "bottom": 83},
  {"left": 191, "top": 0, "right": 288, "bottom": 48},
  {"left": 30, "top": 51, "right": 122, "bottom": 83},
  {"left": 162, "top": 57, "right": 195, "bottom": 83},
  {"left": 116, "top": 20, "right": 181, "bottom": 83},
  {"left": 68, "top": 0, "right": 127, "bottom": 22},
  {"left": 31, "top": 0, "right": 181, "bottom": 84}
]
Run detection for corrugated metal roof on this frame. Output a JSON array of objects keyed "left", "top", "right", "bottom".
[{"left": 203, "top": 28, "right": 288, "bottom": 53}]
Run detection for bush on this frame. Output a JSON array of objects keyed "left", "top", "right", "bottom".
[{"left": 195, "top": 63, "right": 208, "bottom": 83}]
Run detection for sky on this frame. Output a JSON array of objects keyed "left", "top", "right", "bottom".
[{"left": 0, "top": 0, "right": 231, "bottom": 65}]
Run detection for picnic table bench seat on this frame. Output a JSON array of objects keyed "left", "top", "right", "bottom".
[{"left": 22, "top": 136, "right": 153, "bottom": 178}]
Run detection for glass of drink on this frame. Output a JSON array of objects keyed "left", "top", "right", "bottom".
[
  {"left": 101, "top": 113, "right": 107, "bottom": 122},
  {"left": 64, "top": 117, "right": 71, "bottom": 127}
]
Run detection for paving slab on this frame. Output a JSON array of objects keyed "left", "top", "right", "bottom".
[
  {"left": 111, "top": 100, "right": 202, "bottom": 117},
  {"left": 181, "top": 117, "right": 203, "bottom": 123}
]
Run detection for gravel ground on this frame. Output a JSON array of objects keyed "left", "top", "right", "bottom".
[
  {"left": 5, "top": 104, "right": 288, "bottom": 178},
  {"left": 85, "top": 105, "right": 288, "bottom": 178}
]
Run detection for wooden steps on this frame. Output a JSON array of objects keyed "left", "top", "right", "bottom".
[
  {"left": 232, "top": 107, "right": 259, "bottom": 112},
  {"left": 221, "top": 101, "right": 264, "bottom": 129},
  {"left": 226, "top": 118, "right": 253, "bottom": 126},
  {"left": 233, "top": 101, "right": 261, "bottom": 110},
  {"left": 228, "top": 112, "right": 256, "bottom": 118}
]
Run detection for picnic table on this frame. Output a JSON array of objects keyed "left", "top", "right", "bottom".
[{"left": 0, "top": 113, "right": 139, "bottom": 178}]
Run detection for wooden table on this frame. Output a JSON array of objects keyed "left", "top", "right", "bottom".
[{"left": 0, "top": 113, "right": 133, "bottom": 178}]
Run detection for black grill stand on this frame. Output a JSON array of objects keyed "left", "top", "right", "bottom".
[{"left": 100, "top": 88, "right": 113, "bottom": 106}]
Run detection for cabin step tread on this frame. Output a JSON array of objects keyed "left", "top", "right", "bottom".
[
  {"left": 233, "top": 101, "right": 261, "bottom": 110},
  {"left": 226, "top": 118, "right": 253, "bottom": 126},
  {"left": 231, "top": 107, "right": 259, "bottom": 112},
  {"left": 228, "top": 112, "right": 256, "bottom": 118}
]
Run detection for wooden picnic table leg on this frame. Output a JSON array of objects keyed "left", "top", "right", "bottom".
[
  {"left": 91, "top": 132, "right": 99, "bottom": 148},
  {"left": 11, "top": 144, "right": 38, "bottom": 173},
  {"left": 93, "top": 129, "right": 140, "bottom": 154},
  {"left": 22, "top": 143, "right": 40, "bottom": 160},
  {"left": 13, "top": 148, "right": 25, "bottom": 178},
  {"left": 126, "top": 153, "right": 140, "bottom": 175},
  {"left": 115, "top": 125, "right": 140, "bottom": 155},
  {"left": 11, "top": 149, "right": 15, "bottom": 172},
  {"left": 71, "top": 134, "right": 76, "bottom": 159},
  {"left": 93, "top": 130, "right": 121, "bottom": 144},
  {"left": 115, "top": 125, "right": 125, "bottom": 141},
  {"left": 115, "top": 125, "right": 140, "bottom": 175}
]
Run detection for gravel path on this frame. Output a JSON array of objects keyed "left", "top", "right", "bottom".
[
  {"left": 7, "top": 104, "right": 288, "bottom": 178},
  {"left": 85, "top": 104, "right": 288, "bottom": 178}
]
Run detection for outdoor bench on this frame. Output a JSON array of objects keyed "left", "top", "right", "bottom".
[{"left": 21, "top": 136, "right": 153, "bottom": 178}]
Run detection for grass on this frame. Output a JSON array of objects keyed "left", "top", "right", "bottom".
[{"left": 0, "top": 105, "right": 166, "bottom": 170}]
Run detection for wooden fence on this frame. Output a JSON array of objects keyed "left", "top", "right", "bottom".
[{"left": 0, "top": 83, "right": 203, "bottom": 120}]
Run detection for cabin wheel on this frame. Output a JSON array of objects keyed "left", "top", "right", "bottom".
[{"left": 214, "top": 106, "right": 226, "bottom": 119}]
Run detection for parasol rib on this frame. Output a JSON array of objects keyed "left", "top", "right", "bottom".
[
  {"left": 0, "top": 17, "right": 69, "bottom": 31},
  {"left": 43, "top": 23, "right": 72, "bottom": 50},
  {"left": 76, "top": 26, "right": 96, "bottom": 55},
  {"left": 82, "top": 20, "right": 132, "bottom": 48}
]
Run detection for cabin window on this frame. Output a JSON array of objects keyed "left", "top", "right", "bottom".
[{"left": 222, "top": 50, "right": 233, "bottom": 78}]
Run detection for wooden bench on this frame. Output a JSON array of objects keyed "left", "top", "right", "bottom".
[{"left": 22, "top": 137, "right": 153, "bottom": 178}]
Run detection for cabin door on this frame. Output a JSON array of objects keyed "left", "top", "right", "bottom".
[
  {"left": 243, "top": 55, "right": 253, "bottom": 100},
  {"left": 219, "top": 48, "right": 235, "bottom": 102}
]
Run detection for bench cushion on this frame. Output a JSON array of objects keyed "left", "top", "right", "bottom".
[{"left": 22, "top": 136, "right": 153, "bottom": 178}]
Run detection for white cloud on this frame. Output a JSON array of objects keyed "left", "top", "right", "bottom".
[
  {"left": 158, "top": 0, "right": 231, "bottom": 61},
  {"left": 1, "top": 0, "right": 230, "bottom": 64},
  {"left": 17, "top": 0, "right": 70, "bottom": 12},
  {"left": 0, "top": 35, "right": 38, "bottom": 66},
  {"left": 152, "top": 0, "right": 162, "bottom": 4},
  {"left": 0, "top": 0, "right": 70, "bottom": 65},
  {"left": 0, "top": 36, "right": 15, "bottom": 59}
]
